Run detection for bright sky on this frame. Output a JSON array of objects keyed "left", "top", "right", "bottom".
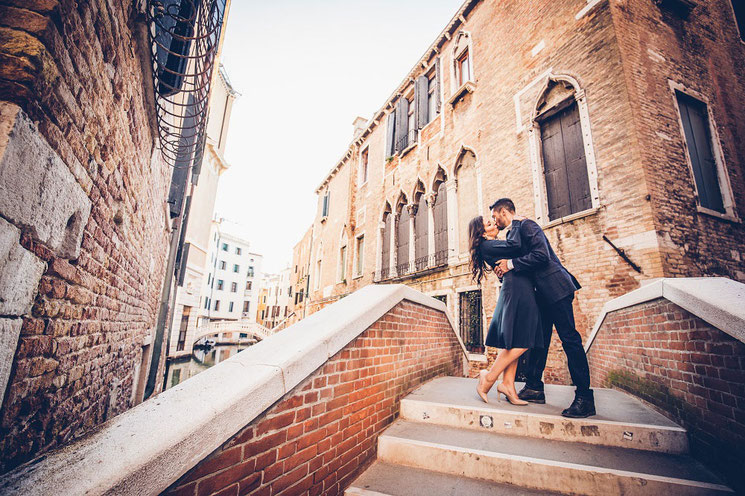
[{"left": 215, "top": 0, "right": 465, "bottom": 274}]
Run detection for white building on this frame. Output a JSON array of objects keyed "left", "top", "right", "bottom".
[
  {"left": 257, "top": 267, "right": 292, "bottom": 329},
  {"left": 201, "top": 220, "right": 263, "bottom": 326}
]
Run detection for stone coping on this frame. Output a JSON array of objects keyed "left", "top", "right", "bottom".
[
  {"left": 0, "top": 284, "right": 467, "bottom": 496},
  {"left": 585, "top": 277, "right": 745, "bottom": 352}
]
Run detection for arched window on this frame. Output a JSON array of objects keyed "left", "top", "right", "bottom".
[
  {"left": 531, "top": 75, "right": 599, "bottom": 223},
  {"left": 314, "top": 243, "right": 323, "bottom": 290},
  {"left": 432, "top": 168, "right": 448, "bottom": 266},
  {"left": 381, "top": 203, "right": 392, "bottom": 279},
  {"left": 395, "top": 193, "right": 410, "bottom": 275},
  {"left": 338, "top": 227, "right": 348, "bottom": 283},
  {"left": 413, "top": 180, "right": 428, "bottom": 271},
  {"left": 455, "top": 149, "right": 478, "bottom": 254},
  {"left": 452, "top": 31, "right": 474, "bottom": 91}
]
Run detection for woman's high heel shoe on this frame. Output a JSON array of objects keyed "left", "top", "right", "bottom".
[
  {"left": 497, "top": 383, "right": 528, "bottom": 406},
  {"left": 477, "top": 370, "right": 494, "bottom": 403}
]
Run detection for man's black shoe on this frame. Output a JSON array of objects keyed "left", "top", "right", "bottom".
[
  {"left": 561, "top": 396, "right": 596, "bottom": 418},
  {"left": 517, "top": 386, "right": 546, "bottom": 404}
]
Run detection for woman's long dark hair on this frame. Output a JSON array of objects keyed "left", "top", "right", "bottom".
[{"left": 468, "top": 216, "right": 487, "bottom": 286}]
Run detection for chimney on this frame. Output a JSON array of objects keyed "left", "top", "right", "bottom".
[{"left": 352, "top": 116, "right": 368, "bottom": 139}]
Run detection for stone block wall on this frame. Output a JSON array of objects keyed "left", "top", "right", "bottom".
[
  {"left": 0, "top": 0, "right": 171, "bottom": 473},
  {"left": 163, "top": 300, "right": 465, "bottom": 496},
  {"left": 587, "top": 298, "right": 745, "bottom": 492}
]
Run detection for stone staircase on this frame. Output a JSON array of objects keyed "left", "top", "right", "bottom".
[{"left": 347, "top": 376, "right": 734, "bottom": 495}]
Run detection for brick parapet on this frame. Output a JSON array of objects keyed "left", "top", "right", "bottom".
[
  {"left": 163, "top": 300, "right": 465, "bottom": 496},
  {"left": 588, "top": 297, "right": 745, "bottom": 492}
]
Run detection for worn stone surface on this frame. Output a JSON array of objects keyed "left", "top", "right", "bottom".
[
  {"left": 0, "top": 109, "right": 90, "bottom": 259},
  {"left": 0, "top": 318, "right": 23, "bottom": 411},
  {"left": 0, "top": 217, "right": 46, "bottom": 315}
]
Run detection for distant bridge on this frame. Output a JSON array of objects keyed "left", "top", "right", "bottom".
[{"left": 192, "top": 320, "right": 274, "bottom": 345}]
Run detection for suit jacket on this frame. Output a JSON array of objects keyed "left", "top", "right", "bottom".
[{"left": 510, "top": 219, "right": 581, "bottom": 303}]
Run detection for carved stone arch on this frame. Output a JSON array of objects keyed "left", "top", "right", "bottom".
[
  {"left": 531, "top": 73, "right": 583, "bottom": 122},
  {"left": 412, "top": 178, "right": 426, "bottom": 203},
  {"left": 379, "top": 201, "right": 392, "bottom": 223},
  {"left": 452, "top": 144, "right": 479, "bottom": 180},
  {"left": 395, "top": 191, "right": 409, "bottom": 215},
  {"left": 430, "top": 165, "right": 448, "bottom": 199},
  {"left": 453, "top": 31, "right": 471, "bottom": 57}
]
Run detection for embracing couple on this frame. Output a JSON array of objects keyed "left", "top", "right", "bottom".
[{"left": 468, "top": 198, "right": 595, "bottom": 419}]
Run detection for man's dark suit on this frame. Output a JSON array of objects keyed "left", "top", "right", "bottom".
[{"left": 510, "top": 219, "right": 593, "bottom": 399}]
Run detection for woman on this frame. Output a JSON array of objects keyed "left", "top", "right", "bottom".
[{"left": 468, "top": 216, "right": 543, "bottom": 405}]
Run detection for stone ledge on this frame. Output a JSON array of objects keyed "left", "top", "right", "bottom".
[
  {"left": 0, "top": 284, "right": 466, "bottom": 496},
  {"left": 585, "top": 277, "right": 745, "bottom": 352}
]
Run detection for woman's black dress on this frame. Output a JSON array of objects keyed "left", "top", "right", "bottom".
[{"left": 479, "top": 221, "right": 544, "bottom": 350}]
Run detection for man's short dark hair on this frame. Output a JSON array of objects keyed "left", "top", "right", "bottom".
[{"left": 489, "top": 198, "right": 515, "bottom": 213}]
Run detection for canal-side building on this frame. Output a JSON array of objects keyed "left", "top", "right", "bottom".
[
  {"left": 167, "top": 66, "right": 239, "bottom": 359},
  {"left": 256, "top": 267, "right": 292, "bottom": 329},
  {"left": 298, "top": 0, "right": 745, "bottom": 382},
  {"left": 287, "top": 226, "right": 314, "bottom": 325}
]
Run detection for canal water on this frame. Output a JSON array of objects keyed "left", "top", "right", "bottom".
[{"left": 165, "top": 344, "right": 251, "bottom": 390}]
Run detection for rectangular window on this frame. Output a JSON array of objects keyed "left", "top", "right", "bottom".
[
  {"left": 229, "top": 301, "right": 234, "bottom": 312},
  {"left": 231, "top": 282, "right": 237, "bottom": 292},
  {"left": 359, "top": 148, "right": 369, "bottom": 185},
  {"left": 221, "top": 243, "right": 228, "bottom": 252},
  {"left": 459, "top": 290, "right": 483, "bottom": 353},
  {"left": 236, "top": 247, "right": 242, "bottom": 255},
  {"left": 322, "top": 192, "right": 330, "bottom": 218},
  {"left": 207, "top": 273, "right": 211, "bottom": 285},
  {"left": 676, "top": 91, "right": 726, "bottom": 213},
  {"left": 355, "top": 236, "right": 364, "bottom": 276},
  {"left": 457, "top": 49, "right": 471, "bottom": 86},
  {"left": 339, "top": 245, "right": 347, "bottom": 282},
  {"left": 406, "top": 95, "right": 415, "bottom": 146},
  {"left": 246, "top": 280, "right": 252, "bottom": 290},
  {"left": 261, "top": 310, "right": 265, "bottom": 320},
  {"left": 233, "top": 264, "right": 240, "bottom": 273},
  {"left": 539, "top": 101, "right": 592, "bottom": 220},
  {"left": 243, "top": 300, "right": 250, "bottom": 312},
  {"left": 177, "top": 306, "right": 190, "bottom": 352},
  {"left": 214, "top": 300, "right": 220, "bottom": 311},
  {"left": 427, "top": 72, "right": 437, "bottom": 124},
  {"left": 219, "top": 260, "right": 226, "bottom": 270},
  {"left": 217, "top": 279, "right": 224, "bottom": 290},
  {"left": 247, "top": 266, "right": 254, "bottom": 277},
  {"left": 731, "top": 0, "right": 745, "bottom": 41},
  {"left": 204, "top": 298, "right": 209, "bottom": 309}
]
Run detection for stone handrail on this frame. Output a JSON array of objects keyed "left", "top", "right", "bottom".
[
  {"left": 0, "top": 284, "right": 468, "bottom": 495},
  {"left": 585, "top": 277, "right": 745, "bottom": 352},
  {"left": 192, "top": 320, "right": 273, "bottom": 343}
]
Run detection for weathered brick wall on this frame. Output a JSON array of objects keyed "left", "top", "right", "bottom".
[
  {"left": 608, "top": 0, "right": 745, "bottom": 281},
  {"left": 163, "top": 301, "right": 465, "bottom": 496},
  {"left": 587, "top": 298, "right": 745, "bottom": 492},
  {"left": 0, "top": 0, "right": 171, "bottom": 472}
]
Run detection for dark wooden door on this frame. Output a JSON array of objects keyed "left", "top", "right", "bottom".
[
  {"left": 433, "top": 182, "right": 448, "bottom": 265},
  {"left": 540, "top": 102, "right": 592, "bottom": 220},
  {"left": 459, "top": 290, "right": 483, "bottom": 353},
  {"left": 677, "top": 92, "right": 725, "bottom": 213}
]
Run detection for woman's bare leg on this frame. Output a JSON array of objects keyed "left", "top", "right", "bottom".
[
  {"left": 496, "top": 358, "right": 528, "bottom": 405},
  {"left": 477, "top": 348, "right": 527, "bottom": 402}
]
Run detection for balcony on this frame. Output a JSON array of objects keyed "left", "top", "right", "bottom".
[{"left": 377, "top": 250, "right": 448, "bottom": 282}]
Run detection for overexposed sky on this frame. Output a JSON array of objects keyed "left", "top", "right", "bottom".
[{"left": 215, "top": 0, "right": 464, "bottom": 273}]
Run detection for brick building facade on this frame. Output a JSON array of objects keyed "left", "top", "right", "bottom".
[
  {"left": 0, "top": 0, "right": 228, "bottom": 473},
  {"left": 294, "top": 0, "right": 745, "bottom": 381}
]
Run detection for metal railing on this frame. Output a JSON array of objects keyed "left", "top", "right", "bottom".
[
  {"left": 395, "top": 129, "right": 418, "bottom": 153},
  {"left": 377, "top": 250, "right": 448, "bottom": 282}
]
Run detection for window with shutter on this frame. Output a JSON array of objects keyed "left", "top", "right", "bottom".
[
  {"left": 433, "top": 181, "right": 448, "bottom": 266},
  {"left": 355, "top": 235, "right": 364, "bottom": 276},
  {"left": 321, "top": 192, "right": 330, "bottom": 218},
  {"left": 385, "top": 112, "right": 396, "bottom": 158},
  {"left": 359, "top": 148, "right": 368, "bottom": 185},
  {"left": 539, "top": 102, "right": 592, "bottom": 221},
  {"left": 676, "top": 92, "right": 726, "bottom": 213},
  {"left": 396, "top": 207, "right": 410, "bottom": 275},
  {"left": 394, "top": 98, "right": 410, "bottom": 152},
  {"left": 381, "top": 212, "right": 391, "bottom": 279},
  {"left": 416, "top": 75, "right": 429, "bottom": 130},
  {"left": 414, "top": 195, "right": 428, "bottom": 270}
]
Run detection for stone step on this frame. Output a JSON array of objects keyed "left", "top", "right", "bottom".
[
  {"left": 377, "top": 420, "right": 733, "bottom": 496},
  {"left": 401, "top": 376, "right": 689, "bottom": 454},
  {"left": 346, "top": 461, "right": 560, "bottom": 495}
]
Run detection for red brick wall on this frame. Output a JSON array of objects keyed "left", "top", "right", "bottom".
[
  {"left": 588, "top": 298, "right": 745, "bottom": 492},
  {"left": 163, "top": 301, "right": 465, "bottom": 496},
  {"left": 0, "top": 1, "right": 170, "bottom": 472}
]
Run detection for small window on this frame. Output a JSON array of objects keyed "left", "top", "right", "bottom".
[
  {"left": 229, "top": 301, "right": 234, "bottom": 312},
  {"left": 207, "top": 273, "right": 211, "bottom": 285},
  {"left": 231, "top": 282, "right": 237, "bottom": 292},
  {"left": 359, "top": 148, "right": 369, "bottom": 185},
  {"left": 247, "top": 266, "right": 254, "bottom": 277},
  {"left": 243, "top": 301, "right": 250, "bottom": 312},
  {"left": 221, "top": 243, "right": 228, "bottom": 252},
  {"left": 246, "top": 280, "right": 252, "bottom": 290},
  {"left": 339, "top": 245, "right": 347, "bottom": 282},
  {"left": 457, "top": 49, "right": 471, "bottom": 87},
  {"left": 233, "top": 264, "right": 239, "bottom": 273},
  {"left": 217, "top": 279, "right": 224, "bottom": 290},
  {"left": 355, "top": 236, "right": 364, "bottom": 277},
  {"left": 204, "top": 298, "right": 210, "bottom": 309},
  {"left": 322, "top": 192, "right": 330, "bottom": 218},
  {"left": 406, "top": 95, "right": 415, "bottom": 146},
  {"left": 427, "top": 71, "right": 438, "bottom": 124},
  {"left": 236, "top": 247, "right": 242, "bottom": 255},
  {"left": 219, "top": 260, "right": 226, "bottom": 270},
  {"left": 214, "top": 300, "right": 220, "bottom": 311},
  {"left": 675, "top": 91, "right": 727, "bottom": 214}
]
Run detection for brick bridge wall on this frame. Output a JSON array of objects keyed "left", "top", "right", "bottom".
[
  {"left": 587, "top": 298, "right": 745, "bottom": 493},
  {"left": 0, "top": 0, "right": 170, "bottom": 473},
  {"left": 163, "top": 300, "right": 465, "bottom": 496}
]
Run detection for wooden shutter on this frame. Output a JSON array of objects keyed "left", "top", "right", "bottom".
[
  {"left": 394, "top": 98, "right": 409, "bottom": 152},
  {"left": 396, "top": 208, "right": 410, "bottom": 274},
  {"left": 416, "top": 75, "right": 429, "bottom": 129},
  {"left": 381, "top": 214, "right": 391, "bottom": 277},
  {"left": 414, "top": 196, "right": 428, "bottom": 269},
  {"left": 385, "top": 112, "right": 395, "bottom": 158},
  {"left": 433, "top": 182, "right": 448, "bottom": 265},
  {"left": 434, "top": 57, "right": 442, "bottom": 114},
  {"left": 677, "top": 93, "right": 725, "bottom": 213},
  {"left": 540, "top": 102, "right": 591, "bottom": 220}
]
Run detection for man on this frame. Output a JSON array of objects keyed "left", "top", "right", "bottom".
[{"left": 490, "top": 198, "right": 595, "bottom": 418}]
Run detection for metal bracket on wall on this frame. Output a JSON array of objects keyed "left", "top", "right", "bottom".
[{"left": 602, "top": 235, "right": 643, "bottom": 273}]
